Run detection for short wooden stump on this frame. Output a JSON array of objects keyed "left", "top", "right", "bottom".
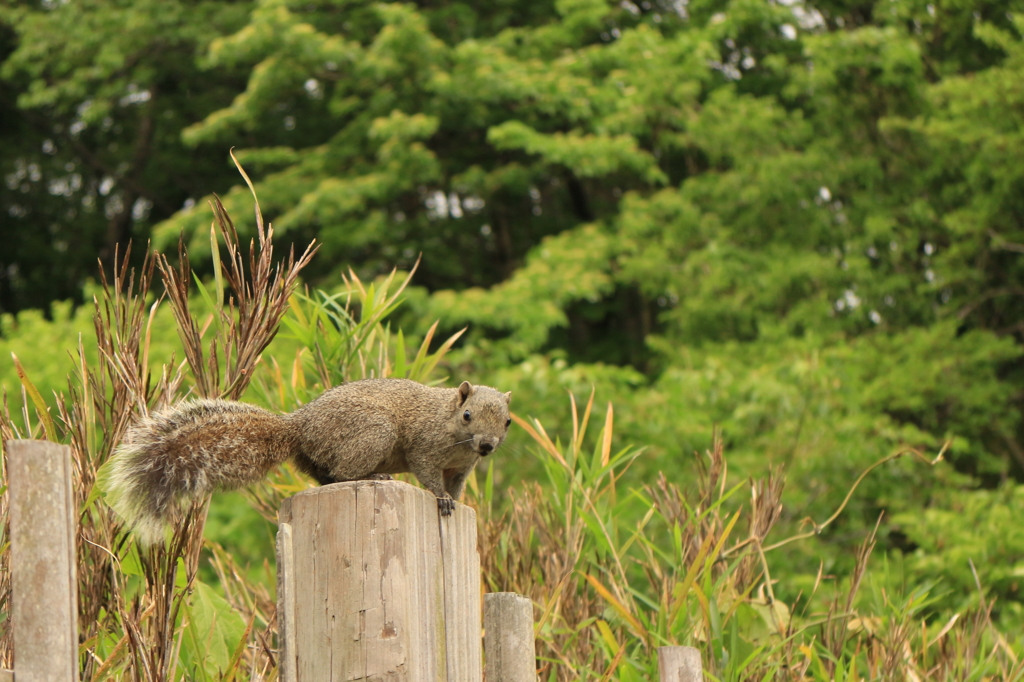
[{"left": 277, "top": 480, "right": 481, "bottom": 682}]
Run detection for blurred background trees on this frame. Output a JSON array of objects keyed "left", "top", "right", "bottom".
[{"left": 3, "top": 0, "right": 1024, "bottom": 628}]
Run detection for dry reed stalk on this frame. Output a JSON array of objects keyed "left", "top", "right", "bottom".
[
  {"left": 156, "top": 192, "right": 317, "bottom": 401},
  {"left": 820, "top": 514, "right": 881, "bottom": 677},
  {"left": 476, "top": 479, "right": 602, "bottom": 682},
  {"left": 0, "top": 158, "right": 316, "bottom": 680},
  {"left": 733, "top": 467, "right": 785, "bottom": 590},
  {"left": 83, "top": 247, "right": 169, "bottom": 679},
  {"left": 120, "top": 179, "right": 314, "bottom": 679}
]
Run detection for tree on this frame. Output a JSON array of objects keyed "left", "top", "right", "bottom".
[
  {"left": 157, "top": 0, "right": 1024, "bottom": 492},
  {"left": 0, "top": 0, "right": 250, "bottom": 314},
  {"left": 5, "top": 0, "right": 1024, "bottom": 616}
]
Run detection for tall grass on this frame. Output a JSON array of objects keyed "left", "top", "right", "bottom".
[
  {"left": 0, "top": 165, "right": 1021, "bottom": 680},
  {"left": 469, "top": 397, "right": 1024, "bottom": 681},
  {"left": 1, "top": 149, "right": 315, "bottom": 679},
  {"left": 0, "top": 159, "right": 467, "bottom": 680}
]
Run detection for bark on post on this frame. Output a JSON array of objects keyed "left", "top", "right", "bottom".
[
  {"left": 277, "top": 480, "right": 481, "bottom": 681},
  {"left": 6, "top": 439, "right": 79, "bottom": 682},
  {"left": 484, "top": 592, "right": 536, "bottom": 682},
  {"left": 658, "top": 646, "right": 703, "bottom": 682}
]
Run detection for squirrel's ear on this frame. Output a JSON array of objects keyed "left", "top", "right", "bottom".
[
  {"left": 504, "top": 391, "right": 512, "bottom": 405},
  {"left": 458, "top": 381, "right": 473, "bottom": 404}
]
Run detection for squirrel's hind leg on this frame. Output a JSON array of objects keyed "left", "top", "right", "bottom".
[
  {"left": 290, "top": 453, "right": 337, "bottom": 486},
  {"left": 319, "top": 417, "right": 401, "bottom": 484},
  {"left": 291, "top": 458, "right": 395, "bottom": 486},
  {"left": 293, "top": 415, "right": 400, "bottom": 485},
  {"left": 313, "top": 471, "right": 393, "bottom": 486}
]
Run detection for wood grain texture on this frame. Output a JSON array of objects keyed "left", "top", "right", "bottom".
[
  {"left": 6, "top": 439, "right": 79, "bottom": 682},
  {"left": 439, "top": 502, "right": 481, "bottom": 681},
  {"left": 657, "top": 646, "right": 703, "bottom": 682},
  {"left": 484, "top": 593, "right": 536, "bottom": 682},
  {"left": 279, "top": 480, "right": 480, "bottom": 681},
  {"left": 0, "top": 668, "right": 14, "bottom": 682}
]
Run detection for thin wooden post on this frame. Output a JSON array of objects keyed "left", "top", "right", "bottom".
[
  {"left": 484, "top": 592, "right": 536, "bottom": 682},
  {"left": 277, "top": 480, "right": 481, "bottom": 681},
  {"left": 275, "top": 522, "right": 297, "bottom": 682},
  {"left": 6, "top": 439, "right": 79, "bottom": 682},
  {"left": 658, "top": 646, "right": 703, "bottom": 682}
]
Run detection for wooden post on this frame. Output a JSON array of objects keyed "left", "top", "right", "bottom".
[
  {"left": 658, "top": 646, "right": 703, "bottom": 682},
  {"left": 277, "top": 480, "right": 481, "bottom": 681},
  {"left": 484, "top": 592, "right": 536, "bottom": 682},
  {"left": 439, "top": 502, "right": 481, "bottom": 681},
  {"left": 6, "top": 439, "right": 79, "bottom": 682}
]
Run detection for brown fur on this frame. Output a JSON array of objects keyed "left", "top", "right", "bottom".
[{"left": 107, "top": 378, "right": 511, "bottom": 544}]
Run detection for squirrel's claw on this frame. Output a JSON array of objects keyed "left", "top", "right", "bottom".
[{"left": 437, "top": 495, "right": 455, "bottom": 516}]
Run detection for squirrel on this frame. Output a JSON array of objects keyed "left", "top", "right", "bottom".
[{"left": 106, "top": 378, "right": 512, "bottom": 544}]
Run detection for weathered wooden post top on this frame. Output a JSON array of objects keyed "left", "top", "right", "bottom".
[{"left": 276, "top": 479, "right": 483, "bottom": 681}]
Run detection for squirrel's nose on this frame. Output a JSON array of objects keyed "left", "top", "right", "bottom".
[{"left": 479, "top": 442, "right": 494, "bottom": 454}]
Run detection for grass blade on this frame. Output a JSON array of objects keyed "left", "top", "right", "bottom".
[{"left": 12, "top": 353, "right": 56, "bottom": 441}]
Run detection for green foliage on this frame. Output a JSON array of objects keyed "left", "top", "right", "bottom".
[
  {"left": 5, "top": 0, "right": 1024, "bottom": 676},
  {"left": 0, "top": 290, "right": 183, "bottom": 418},
  {"left": 472, "top": 398, "right": 1024, "bottom": 681},
  {"left": 895, "top": 484, "right": 1024, "bottom": 620},
  {"left": 0, "top": 178, "right": 316, "bottom": 679},
  {"left": 0, "top": 0, "right": 252, "bottom": 313},
  {"left": 178, "top": 580, "right": 248, "bottom": 680},
  {"left": 0, "top": 301, "right": 94, "bottom": 417}
]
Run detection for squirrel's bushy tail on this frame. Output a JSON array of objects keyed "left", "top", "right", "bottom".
[{"left": 106, "top": 399, "right": 295, "bottom": 545}]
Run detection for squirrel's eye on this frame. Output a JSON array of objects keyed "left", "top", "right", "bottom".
[
  {"left": 505, "top": 418, "right": 511, "bottom": 428},
  {"left": 463, "top": 410, "right": 472, "bottom": 421}
]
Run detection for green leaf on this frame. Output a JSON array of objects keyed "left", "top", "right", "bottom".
[{"left": 179, "top": 580, "right": 248, "bottom": 678}]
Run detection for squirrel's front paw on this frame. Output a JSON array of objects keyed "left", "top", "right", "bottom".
[
  {"left": 437, "top": 495, "right": 455, "bottom": 516},
  {"left": 365, "top": 473, "right": 394, "bottom": 481}
]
